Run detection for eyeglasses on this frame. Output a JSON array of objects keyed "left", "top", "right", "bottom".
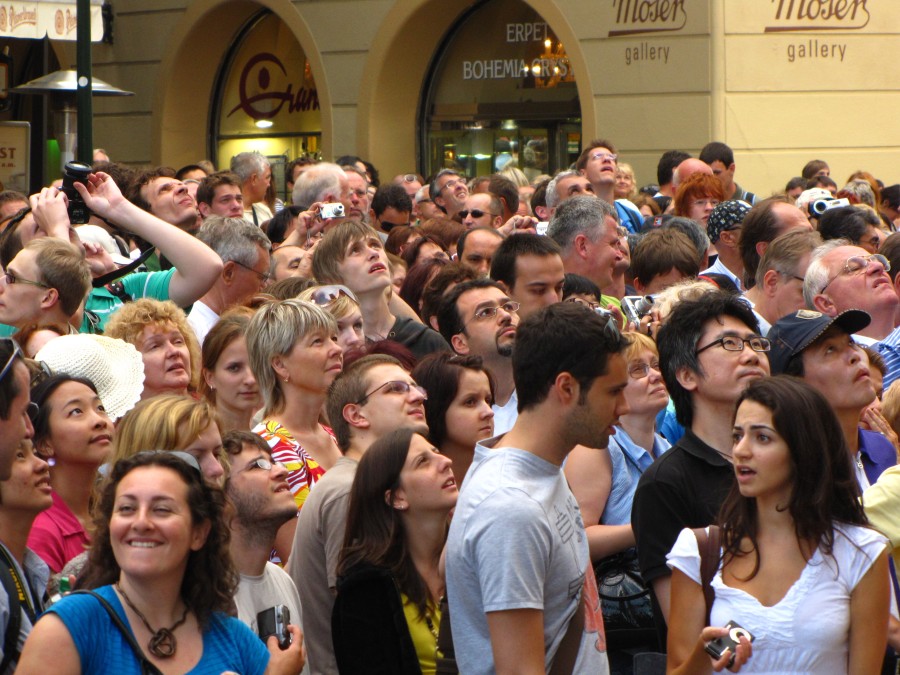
[
  {"left": 1, "top": 270, "right": 49, "bottom": 289},
  {"left": 232, "top": 259, "right": 272, "bottom": 284},
  {"left": 379, "top": 221, "right": 409, "bottom": 232},
  {"left": 859, "top": 234, "right": 882, "bottom": 249},
  {"left": 590, "top": 152, "right": 618, "bottom": 162},
  {"left": 692, "top": 199, "right": 720, "bottom": 209},
  {"left": 243, "top": 457, "right": 286, "bottom": 472},
  {"left": 780, "top": 270, "right": 805, "bottom": 283},
  {"left": 458, "top": 209, "right": 497, "bottom": 220},
  {"left": 355, "top": 380, "right": 428, "bottom": 405},
  {"left": 565, "top": 297, "right": 601, "bottom": 311},
  {"left": 696, "top": 335, "right": 771, "bottom": 355},
  {"left": 470, "top": 301, "right": 520, "bottom": 322},
  {"left": 0, "top": 339, "right": 23, "bottom": 384},
  {"left": 309, "top": 284, "right": 358, "bottom": 306},
  {"left": 822, "top": 253, "right": 890, "bottom": 292},
  {"left": 400, "top": 174, "right": 419, "bottom": 183},
  {"left": 628, "top": 361, "right": 661, "bottom": 380},
  {"left": 440, "top": 178, "right": 464, "bottom": 192}
]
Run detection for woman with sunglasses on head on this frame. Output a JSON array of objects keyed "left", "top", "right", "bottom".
[
  {"left": 247, "top": 299, "right": 343, "bottom": 560},
  {"left": 17, "top": 451, "right": 305, "bottom": 675},
  {"left": 28, "top": 375, "right": 114, "bottom": 574},
  {"left": 667, "top": 376, "right": 889, "bottom": 674},
  {"left": 411, "top": 352, "right": 494, "bottom": 485},
  {"left": 298, "top": 285, "right": 365, "bottom": 356},
  {"left": 332, "top": 428, "right": 457, "bottom": 675},
  {"left": 200, "top": 308, "right": 262, "bottom": 433}
]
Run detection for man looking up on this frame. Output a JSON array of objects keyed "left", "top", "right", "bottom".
[
  {"left": 431, "top": 169, "right": 469, "bottom": 221},
  {"left": 189, "top": 217, "right": 272, "bottom": 344},
  {"left": 223, "top": 431, "right": 303, "bottom": 633},
  {"left": 438, "top": 278, "right": 519, "bottom": 434},
  {"left": 632, "top": 291, "right": 769, "bottom": 640},
  {"left": 0, "top": 341, "right": 35, "bottom": 480},
  {"left": 127, "top": 167, "right": 200, "bottom": 233},
  {"left": 289, "top": 355, "right": 428, "bottom": 674},
  {"left": 803, "top": 241, "right": 899, "bottom": 344},
  {"left": 196, "top": 172, "right": 244, "bottom": 219},
  {"left": 231, "top": 151, "right": 273, "bottom": 226},
  {"left": 490, "top": 233, "right": 566, "bottom": 320},
  {"left": 576, "top": 139, "right": 643, "bottom": 233},
  {"left": 447, "top": 302, "right": 629, "bottom": 674},
  {"left": 547, "top": 195, "right": 624, "bottom": 305},
  {"left": 312, "top": 221, "right": 448, "bottom": 360}
]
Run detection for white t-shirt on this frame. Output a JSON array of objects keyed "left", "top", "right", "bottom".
[
  {"left": 667, "top": 523, "right": 887, "bottom": 675},
  {"left": 186, "top": 300, "right": 219, "bottom": 346}
]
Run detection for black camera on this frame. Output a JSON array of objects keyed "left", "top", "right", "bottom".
[
  {"left": 810, "top": 197, "right": 850, "bottom": 217},
  {"left": 60, "top": 161, "right": 92, "bottom": 224},
  {"left": 705, "top": 620, "right": 754, "bottom": 665},
  {"left": 257, "top": 605, "right": 291, "bottom": 650}
]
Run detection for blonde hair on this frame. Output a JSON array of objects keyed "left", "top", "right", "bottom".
[
  {"left": 623, "top": 331, "right": 658, "bottom": 362},
  {"left": 246, "top": 299, "right": 338, "bottom": 416},
  {"left": 105, "top": 298, "right": 201, "bottom": 391},
  {"left": 651, "top": 279, "right": 720, "bottom": 323},
  {"left": 112, "top": 394, "right": 217, "bottom": 465},
  {"left": 881, "top": 380, "right": 900, "bottom": 440}
]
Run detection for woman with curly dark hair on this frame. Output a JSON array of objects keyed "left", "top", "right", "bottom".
[
  {"left": 667, "top": 376, "right": 889, "bottom": 674},
  {"left": 332, "top": 428, "right": 457, "bottom": 675},
  {"left": 17, "top": 451, "right": 305, "bottom": 674}
]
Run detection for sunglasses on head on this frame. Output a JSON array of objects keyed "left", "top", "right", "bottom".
[{"left": 309, "top": 284, "right": 359, "bottom": 306}]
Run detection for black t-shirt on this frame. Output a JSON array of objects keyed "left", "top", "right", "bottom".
[
  {"left": 387, "top": 316, "right": 450, "bottom": 361},
  {"left": 632, "top": 428, "right": 734, "bottom": 585}
]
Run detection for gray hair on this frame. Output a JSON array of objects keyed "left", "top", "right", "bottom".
[
  {"left": 839, "top": 180, "right": 876, "bottom": 208},
  {"left": 546, "top": 195, "right": 617, "bottom": 253},
  {"left": 803, "top": 238, "right": 851, "bottom": 307},
  {"left": 230, "top": 151, "right": 269, "bottom": 183},
  {"left": 545, "top": 170, "right": 580, "bottom": 210},
  {"left": 196, "top": 216, "right": 272, "bottom": 268},
  {"left": 246, "top": 299, "right": 338, "bottom": 416},
  {"left": 292, "top": 162, "right": 345, "bottom": 210}
]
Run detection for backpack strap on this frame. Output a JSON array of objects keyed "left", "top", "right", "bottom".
[{"left": 691, "top": 525, "right": 721, "bottom": 625}]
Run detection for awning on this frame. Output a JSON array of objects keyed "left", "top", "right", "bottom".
[{"left": 0, "top": 0, "right": 103, "bottom": 42}]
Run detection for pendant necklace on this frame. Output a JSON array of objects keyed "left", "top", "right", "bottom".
[{"left": 115, "top": 583, "right": 189, "bottom": 658}]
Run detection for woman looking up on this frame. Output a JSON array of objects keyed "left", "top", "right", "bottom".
[{"left": 667, "top": 376, "right": 889, "bottom": 674}]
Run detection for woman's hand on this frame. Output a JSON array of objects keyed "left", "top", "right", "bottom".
[
  {"left": 701, "top": 626, "right": 752, "bottom": 673},
  {"left": 263, "top": 623, "right": 305, "bottom": 675},
  {"left": 861, "top": 405, "right": 900, "bottom": 458}
]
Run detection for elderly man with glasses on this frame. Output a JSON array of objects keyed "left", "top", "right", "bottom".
[{"left": 803, "top": 240, "right": 898, "bottom": 345}]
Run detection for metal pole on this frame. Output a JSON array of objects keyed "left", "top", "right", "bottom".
[{"left": 76, "top": 0, "right": 92, "bottom": 163}]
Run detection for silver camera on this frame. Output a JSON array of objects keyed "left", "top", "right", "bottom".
[{"left": 320, "top": 203, "right": 346, "bottom": 219}]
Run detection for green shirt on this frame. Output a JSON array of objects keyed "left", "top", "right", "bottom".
[{"left": 81, "top": 268, "right": 176, "bottom": 332}]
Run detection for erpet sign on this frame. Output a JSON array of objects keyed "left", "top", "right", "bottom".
[
  {"left": 0, "top": 122, "right": 30, "bottom": 193},
  {"left": 0, "top": 0, "right": 103, "bottom": 41}
]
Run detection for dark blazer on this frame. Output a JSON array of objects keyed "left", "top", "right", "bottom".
[{"left": 332, "top": 563, "right": 423, "bottom": 675}]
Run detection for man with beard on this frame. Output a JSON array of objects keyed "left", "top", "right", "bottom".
[
  {"left": 223, "top": 431, "right": 303, "bottom": 633},
  {"left": 438, "top": 278, "right": 520, "bottom": 433}
]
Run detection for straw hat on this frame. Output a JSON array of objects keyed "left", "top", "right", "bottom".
[{"left": 35, "top": 334, "right": 145, "bottom": 421}]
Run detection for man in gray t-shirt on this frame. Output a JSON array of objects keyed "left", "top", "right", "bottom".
[{"left": 446, "top": 302, "right": 629, "bottom": 674}]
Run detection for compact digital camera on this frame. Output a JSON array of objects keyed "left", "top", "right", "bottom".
[
  {"left": 320, "top": 203, "right": 346, "bottom": 219},
  {"left": 257, "top": 605, "right": 291, "bottom": 650},
  {"left": 705, "top": 620, "right": 754, "bottom": 665},
  {"left": 622, "top": 295, "right": 655, "bottom": 326},
  {"left": 810, "top": 197, "right": 850, "bottom": 217}
]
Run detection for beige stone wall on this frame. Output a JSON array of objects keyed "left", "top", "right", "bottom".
[{"left": 46, "top": 0, "right": 898, "bottom": 192}]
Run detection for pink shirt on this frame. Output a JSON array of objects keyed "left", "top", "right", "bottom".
[{"left": 27, "top": 491, "right": 89, "bottom": 573}]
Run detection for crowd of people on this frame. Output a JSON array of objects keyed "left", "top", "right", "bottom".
[{"left": 0, "top": 138, "right": 897, "bottom": 675}]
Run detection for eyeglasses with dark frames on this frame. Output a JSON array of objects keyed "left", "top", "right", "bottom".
[
  {"left": 231, "top": 259, "right": 272, "bottom": 284},
  {"left": 355, "top": 380, "right": 428, "bottom": 405},
  {"left": 696, "top": 335, "right": 771, "bottom": 355},
  {"left": 1, "top": 271, "right": 49, "bottom": 289}
]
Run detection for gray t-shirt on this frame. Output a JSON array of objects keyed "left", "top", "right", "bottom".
[
  {"left": 446, "top": 439, "right": 609, "bottom": 675},
  {"left": 287, "top": 456, "right": 358, "bottom": 675}
]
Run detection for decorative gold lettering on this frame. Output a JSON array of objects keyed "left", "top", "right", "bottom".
[{"left": 767, "top": 0, "right": 869, "bottom": 31}]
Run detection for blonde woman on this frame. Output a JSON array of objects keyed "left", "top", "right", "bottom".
[{"left": 105, "top": 298, "right": 201, "bottom": 400}]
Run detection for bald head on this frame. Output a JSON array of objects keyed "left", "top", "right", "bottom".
[{"left": 673, "top": 158, "right": 713, "bottom": 190}]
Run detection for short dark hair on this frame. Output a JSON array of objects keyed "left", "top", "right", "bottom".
[
  {"left": 514, "top": 302, "right": 628, "bottom": 412},
  {"left": 698, "top": 141, "right": 734, "bottom": 167},
  {"left": 0, "top": 207, "right": 31, "bottom": 268},
  {"left": 420, "top": 263, "right": 478, "bottom": 331},
  {"left": 31, "top": 374, "right": 98, "bottom": 447},
  {"left": 176, "top": 164, "right": 208, "bottom": 180},
  {"left": 739, "top": 196, "right": 792, "bottom": 289},
  {"left": 489, "top": 233, "right": 561, "bottom": 289},
  {"left": 657, "top": 150, "right": 691, "bottom": 186},
  {"left": 488, "top": 175, "right": 519, "bottom": 216},
  {"left": 127, "top": 167, "right": 177, "bottom": 212},
  {"left": 575, "top": 139, "right": 618, "bottom": 172},
  {"left": 326, "top": 355, "right": 402, "bottom": 452},
  {"left": 785, "top": 176, "right": 806, "bottom": 193},
  {"left": 562, "top": 273, "right": 602, "bottom": 302},
  {"left": 631, "top": 229, "right": 700, "bottom": 287},
  {"left": 0, "top": 341, "right": 24, "bottom": 420},
  {"left": 196, "top": 171, "right": 241, "bottom": 207},
  {"left": 657, "top": 290, "right": 760, "bottom": 428},
  {"left": 411, "top": 352, "right": 495, "bottom": 448},
  {"left": 801, "top": 159, "right": 829, "bottom": 180},
  {"left": 531, "top": 179, "right": 550, "bottom": 214},
  {"left": 818, "top": 206, "right": 877, "bottom": 246},
  {"left": 264, "top": 205, "right": 303, "bottom": 245},
  {"left": 371, "top": 184, "right": 413, "bottom": 219},
  {"left": 436, "top": 278, "right": 503, "bottom": 345},
  {"left": 880, "top": 232, "right": 900, "bottom": 282}
]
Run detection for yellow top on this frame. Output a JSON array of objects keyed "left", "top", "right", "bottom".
[
  {"left": 862, "top": 464, "right": 900, "bottom": 571},
  {"left": 401, "top": 593, "right": 441, "bottom": 675}
]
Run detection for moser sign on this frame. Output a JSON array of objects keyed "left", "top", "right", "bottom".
[
  {"left": 607, "top": 0, "right": 687, "bottom": 37},
  {"left": 765, "top": 0, "right": 870, "bottom": 32}
]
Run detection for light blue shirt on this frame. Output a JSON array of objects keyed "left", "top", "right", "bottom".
[{"left": 602, "top": 428, "right": 670, "bottom": 526}]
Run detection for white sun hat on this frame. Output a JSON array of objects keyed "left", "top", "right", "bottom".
[{"left": 35, "top": 334, "right": 145, "bottom": 421}]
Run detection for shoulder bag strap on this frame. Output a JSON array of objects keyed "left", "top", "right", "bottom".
[
  {"left": 691, "top": 526, "right": 721, "bottom": 625},
  {"left": 434, "top": 596, "right": 457, "bottom": 675},
  {"left": 548, "top": 576, "right": 586, "bottom": 675},
  {"left": 68, "top": 590, "right": 164, "bottom": 675},
  {"left": 0, "top": 564, "right": 21, "bottom": 674}
]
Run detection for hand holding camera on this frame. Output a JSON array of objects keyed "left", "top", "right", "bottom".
[{"left": 703, "top": 620, "right": 753, "bottom": 672}]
